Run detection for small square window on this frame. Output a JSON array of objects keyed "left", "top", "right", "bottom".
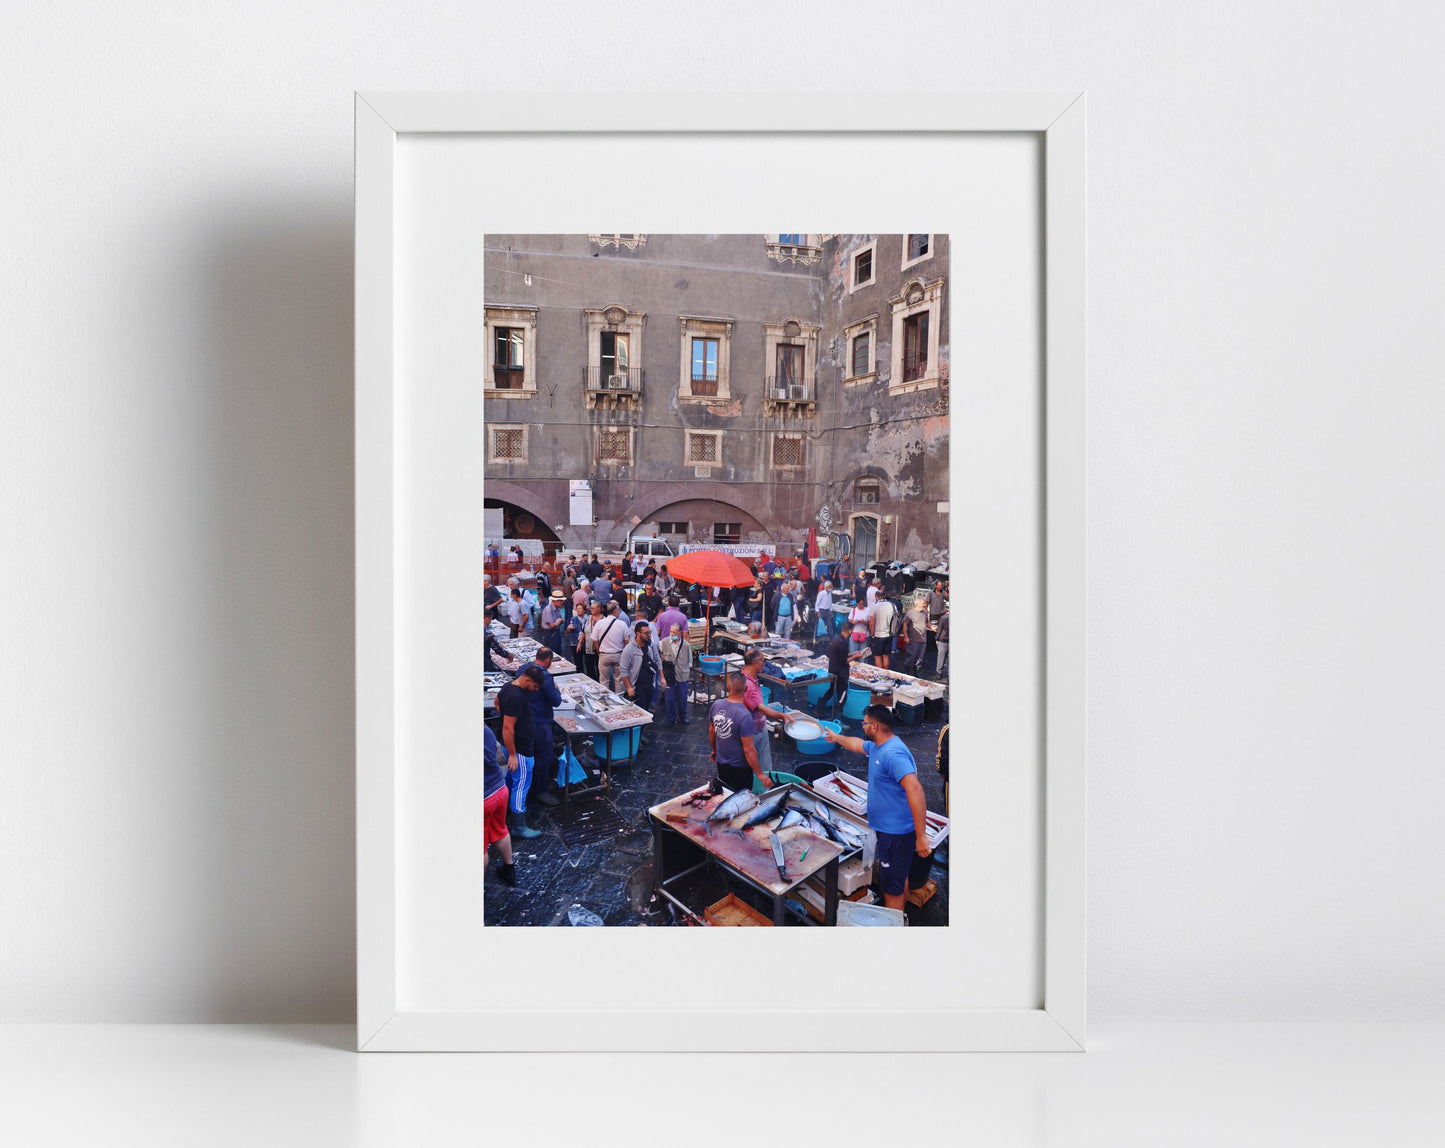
[
  {"left": 908, "top": 234, "right": 930, "bottom": 260},
  {"left": 688, "top": 433, "right": 719, "bottom": 464},
  {"left": 597, "top": 429, "right": 631, "bottom": 462},
  {"left": 492, "top": 427, "right": 525, "bottom": 461},
  {"left": 855, "top": 477, "right": 880, "bottom": 504},
  {"left": 773, "top": 435, "right": 804, "bottom": 468},
  {"left": 657, "top": 521, "right": 689, "bottom": 535},
  {"left": 713, "top": 522, "right": 741, "bottom": 545}
]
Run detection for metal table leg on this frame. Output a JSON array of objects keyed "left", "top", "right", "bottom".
[{"left": 823, "top": 857, "right": 840, "bottom": 926}]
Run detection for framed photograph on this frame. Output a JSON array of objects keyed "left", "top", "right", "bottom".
[{"left": 356, "top": 93, "right": 1085, "bottom": 1051}]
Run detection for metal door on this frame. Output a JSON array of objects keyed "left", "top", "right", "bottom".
[{"left": 852, "top": 515, "right": 878, "bottom": 569}]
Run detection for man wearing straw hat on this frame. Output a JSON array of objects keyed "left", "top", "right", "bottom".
[{"left": 540, "top": 588, "right": 567, "bottom": 655}]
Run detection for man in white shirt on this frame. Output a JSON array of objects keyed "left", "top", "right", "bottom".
[
  {"left": 870, "top": 595, "right": 896, "bottom": 670},
  {"left": 865, "top": 577, "right": 881, "bottom": 609},
  {"left": 815, "top": 580, "right": 836, "bottom": 640},
  {"left": 591, "top": 607, "right": 630, "bottom": 694}
]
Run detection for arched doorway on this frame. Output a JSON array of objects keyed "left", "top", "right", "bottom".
[{"left": 485, "top": 497, "right": 562, "bottom": 552}]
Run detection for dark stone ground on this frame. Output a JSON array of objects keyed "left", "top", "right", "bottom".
[{"left": 484, "top": 665, "right": 951, "bottom": 927}]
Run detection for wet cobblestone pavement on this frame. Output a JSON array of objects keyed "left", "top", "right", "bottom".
[{"left": 484, "top": 679, "right": 951, "bottom": 927}]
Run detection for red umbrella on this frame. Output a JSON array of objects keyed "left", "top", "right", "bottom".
[
  {"left": 667, "top": 549, "right": 755, "bottom": 588},
  {"left": 805, "top": 525, "right": 820, "bottom": 564},
  {"left": 666, "top": 550, "right": 756, "bottom": 644}
]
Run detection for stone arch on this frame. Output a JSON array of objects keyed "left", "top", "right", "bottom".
[
  {"left": 482, "top": 480, "right": 570, "bottom": 539},
  {"left": 628, "top": 487, "right": 782, "bottom": 542}
]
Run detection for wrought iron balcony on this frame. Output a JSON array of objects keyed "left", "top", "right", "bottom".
[
  {"left": 763, "top": 375, "right": 817, "bottom": 413},
  {"left": 584, "top": 365, "right": 644, "bottom": 394},
  {"left": 583, "top": 365, "right": 644, "bottom": 408}
]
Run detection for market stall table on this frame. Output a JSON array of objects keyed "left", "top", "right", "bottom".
[
  {"left": 551, "top": 675, "right": 654, "bottom": 799},
  {"left": 648, "top": 783, "right": 853, "bottom": 926}
]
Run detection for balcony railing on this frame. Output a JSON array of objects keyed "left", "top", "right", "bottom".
[
  {"left": 583, "top": 365, "right": 645, "bottom": 395},
  {"left": 901, "top": 352, "right": 930, "bottom": 383},
  {"left": 764, "top": 375, "right": 817, "bottom": 403}
]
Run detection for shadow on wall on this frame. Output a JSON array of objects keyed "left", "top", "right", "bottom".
[{"left": 193, "top": 202, "right": 355, "bottom": 1019}]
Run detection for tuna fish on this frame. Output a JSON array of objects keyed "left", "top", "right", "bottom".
[
  {"left": 705, "top": 789, "right": 759, "bottom": 834},
  {"left": 739, "top": 787, "right": 791, "bottom": 829},
  {"left": 776, "top": 808, "right": 807, "bottom": 832}
]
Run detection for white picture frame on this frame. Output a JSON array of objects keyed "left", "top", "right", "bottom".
[{"left": 356, "top": 93, "right": 1085, "bottom": 1052}]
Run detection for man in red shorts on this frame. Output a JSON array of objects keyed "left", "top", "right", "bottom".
[{"left": 483, "top": 723, "right": 516, "bottom": 885}]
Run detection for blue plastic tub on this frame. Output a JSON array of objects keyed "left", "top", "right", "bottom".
[
  {"left": 806, "top": 679, "right": 835, "bottom": 708},
  {"left": 842, "top": 685, "right": 871, "bottom": 721},
  {"left": 795, "top": 719, "right": 841, "bottom": 755},
  {"left": 697, "top": 655, "right": 725, "bottom": 676},
  {"left": 592, "top": 725, "right": 642, "bottom": 762}
]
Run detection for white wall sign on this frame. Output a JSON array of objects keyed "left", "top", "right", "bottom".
[{"left": 568, "top": 479, "right": 593, "bottom": 526}]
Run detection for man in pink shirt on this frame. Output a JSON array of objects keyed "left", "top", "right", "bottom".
[{"left": 740, "top": 647, "right": 788, "bottom": 778}]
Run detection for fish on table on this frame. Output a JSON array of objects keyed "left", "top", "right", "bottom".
[
  {"left": 738, "top": 787, "right": 790, "bottom": 829},
  {"left": 704, "top": 789, "right": 759, "bottom": 834}
]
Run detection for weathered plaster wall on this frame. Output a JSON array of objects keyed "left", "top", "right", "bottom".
[{"left": 484, "top": 233, "right": 950, "bottom": 561}]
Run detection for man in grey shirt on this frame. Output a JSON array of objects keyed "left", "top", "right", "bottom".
[
  {"left": 619, "top": 620, "right": 664, "bottom": 713},
  {"left": 709, "top": 673, "right": 767, "bottom": 794}
]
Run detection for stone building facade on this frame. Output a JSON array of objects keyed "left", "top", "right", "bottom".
[{"left": 483, "top": 233, "right": 949, "bottom": 567}]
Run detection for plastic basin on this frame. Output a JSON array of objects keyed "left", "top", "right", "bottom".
[{"left": 796, "top": 719, "right": 841, "bottom": 755}]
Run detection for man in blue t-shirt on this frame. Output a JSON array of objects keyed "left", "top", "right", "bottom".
[
  {"left": 708, "top": 672, "right": 769, "bottom": 794},
  {"left": 823, "top": 704, "right": 931, "bottom": 909}
]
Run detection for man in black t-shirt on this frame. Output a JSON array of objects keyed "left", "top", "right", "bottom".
[
  {"left": 638, "top": 585, "right": 664, "bottom": 622},
  {"left": 496, "top": 666, "right": 543, "bottom": 839},
  {"left": 827, "top": 630, "right": 865, "bottom": 715}
]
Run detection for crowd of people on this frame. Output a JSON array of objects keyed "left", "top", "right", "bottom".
[{"left": 482, "top": 547, "right": 950, "bottom": 896}]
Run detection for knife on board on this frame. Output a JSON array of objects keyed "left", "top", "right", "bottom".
[{"left": 769, "top": 830, "right": 788, "bottom": 883}]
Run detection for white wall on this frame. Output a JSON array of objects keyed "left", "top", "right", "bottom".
[{"left": 3, "top": 1, "right": 1442, "bottom": 1022}]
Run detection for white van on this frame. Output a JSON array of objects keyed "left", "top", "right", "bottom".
[{"left": 628, "top": 537, "right": 678, "bottom": 561}]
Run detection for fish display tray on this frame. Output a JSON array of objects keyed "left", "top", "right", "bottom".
[
  {"left": 704, "top": 893, "right": 773, "bottom": 927},
  {"left": 812, "top": 772, "right": 951, "bottom": 847},
  {"left": 812, "top": 771, "right": 870, "bottom": 816},
  {"left": 595, "top": 706, "right": 652, "bottom": 728},
  {"left": 848, "top": 663, "right": 946, "bottom": 700}
]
